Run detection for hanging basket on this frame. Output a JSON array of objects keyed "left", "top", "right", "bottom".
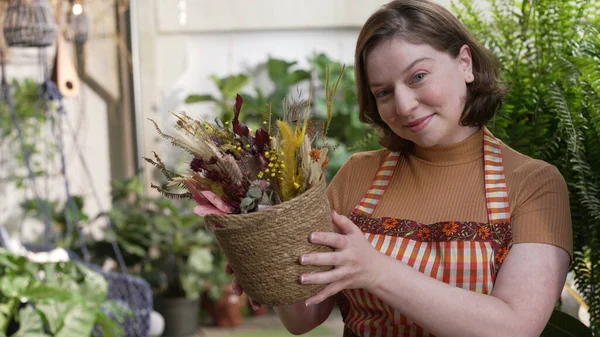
[
  {"left": 3, "top": 0, "right": 58, "bottom": 48},
  {"left": 205, "top": 179, "right": 334, "bottom": 307}
]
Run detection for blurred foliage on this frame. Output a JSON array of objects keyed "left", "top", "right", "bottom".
[
  {"left": 89, "top": 174, "right": 217, "bottom": 300},
  {"left": 20, "top": 196, "right": 89, "bottom": 250},
  {"left": 0, "top": 79, "right": 53, "bottom": 189},
  {"left": 0, "top": 248, "right": 127, "bottom": 337},
  {"left": 454, "top": 0, "right": 600, "bottom": 332}
]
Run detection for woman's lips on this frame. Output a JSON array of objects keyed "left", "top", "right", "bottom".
[{"left": 405, "top": 114, "right": 434, "bottom": 133}]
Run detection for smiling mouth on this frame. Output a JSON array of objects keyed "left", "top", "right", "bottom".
[{"left": 405, "top": 114, "right": 434, "bottom": 128}]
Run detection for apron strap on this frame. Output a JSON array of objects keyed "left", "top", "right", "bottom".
[
  {"left": 353, "top": 151, "right": 400, "bottom": 216},
  {"left": 483, "top": 128, "right": 511, "bottom": 223}
]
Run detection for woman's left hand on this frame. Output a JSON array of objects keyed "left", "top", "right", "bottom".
[{"left": 300, "top": 210, "right": 384, "bottom": 306}]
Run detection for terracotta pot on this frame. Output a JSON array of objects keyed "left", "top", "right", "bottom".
[{"left": 202, "top": 284, "right": 245, "bottom": 327}]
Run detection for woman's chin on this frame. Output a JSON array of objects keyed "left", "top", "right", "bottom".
[{"left": 405, "top": 133, "right": 439, "bottom": 148}]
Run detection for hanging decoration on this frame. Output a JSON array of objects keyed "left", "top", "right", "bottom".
[
  {"left": 51, "top": 0, "right": 80, "bottom": 97},
  {"left": 3, "top": 0, "right": 58, "bottom": 48},
  {"left": 67, "top": 0, "right": 89, "bottom": 44}
]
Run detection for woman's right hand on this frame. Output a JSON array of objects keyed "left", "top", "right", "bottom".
[{"left": 226, "top": 262, "right": 263, "bottom": 311}]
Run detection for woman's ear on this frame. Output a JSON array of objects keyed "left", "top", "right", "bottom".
[{"left": 459, "top": 44, "right": 474, "bottom": 83}]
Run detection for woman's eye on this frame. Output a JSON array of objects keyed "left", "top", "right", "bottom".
[
  {"left": 412, "top": 73, "right": 427, "bottom": 82},
  {"left": 375, "top": 90, "right": 391, "bottom": 98}
]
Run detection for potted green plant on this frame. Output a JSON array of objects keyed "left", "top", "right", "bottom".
[
  {"left": 149, "top": 202, "right": 215, "bottom": 337},
  {"left": 87, "top": 174, "right": 215, "bottom": 337},
  {"left": 0, "top": 248, "right": 127, "bottom": 337},
  {"left": 87, "top": 175, "right": 158, "bottom": 270}
]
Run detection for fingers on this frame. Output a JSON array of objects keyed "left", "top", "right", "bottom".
[
  {"left": 299, "top": 267, "right": 347, "bottom": 285},
  {"left": 249, "top": 298, "right": 262, "bottom": 311},
  {"left": 331, "top": 210, "right": 359, "bottom": 235},
  {"left": 309, "top": 231, "right": 346, "bottom": 249},
  {"left": 232, "top": 277, "right": 243, "bottom": 296},
  {"left": 225, "top": 262, "right": 233, "bottom": 274},
  {"left": 301, "top": 251, "right": 342, "bottom": 266},
  {"left": 305, "top": 283, "right": 344, "bottom": 307}
]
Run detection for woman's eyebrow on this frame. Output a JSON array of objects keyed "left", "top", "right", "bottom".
[
  {"left": 402, "top": 57, "right": 433, "bottom": 74},
  {"left": 369, "top": 57, "right": 433, "bottom": 88}
]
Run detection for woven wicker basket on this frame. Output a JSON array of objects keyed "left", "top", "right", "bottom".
[
  {"left": 205, "top": 179, "right": 333, "bottom": 307},
  {"left": 3, "top": 0, "right": 57, "bottom": 48}
]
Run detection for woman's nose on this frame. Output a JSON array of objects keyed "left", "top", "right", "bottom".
[{"left": 394, "top": 90, "right": 418, "bottom": 117}]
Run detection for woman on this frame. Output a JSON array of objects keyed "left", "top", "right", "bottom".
[{"left": 230, "top": 1, "right": 572, "bottom": 336}]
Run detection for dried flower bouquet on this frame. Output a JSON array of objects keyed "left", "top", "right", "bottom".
[{"left": 145, "top": 68, "right": 345, "bottom": 306}]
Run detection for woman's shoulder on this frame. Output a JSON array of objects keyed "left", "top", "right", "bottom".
[
  {"left": 499, "top": 143, "right": 564, "bottom": 183},
  {"left": 346, "top": 148, "right": 390, "bottom": 167}
]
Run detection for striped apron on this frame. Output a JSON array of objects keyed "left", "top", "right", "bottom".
[{"left": 337, "top": 129, "right": 513, "bottom": 337}]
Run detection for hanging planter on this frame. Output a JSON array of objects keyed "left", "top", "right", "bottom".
[{"left": 3, "top": 0, "right": 58, "bottom": 48}]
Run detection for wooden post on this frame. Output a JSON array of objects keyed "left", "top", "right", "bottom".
[{"left": 74, "top": 0, "right": 137, "bottom": 183}]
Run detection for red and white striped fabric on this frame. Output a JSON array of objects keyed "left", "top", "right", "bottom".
[{"left": 338, "top": 129, "right": 512, "bottom": 337}]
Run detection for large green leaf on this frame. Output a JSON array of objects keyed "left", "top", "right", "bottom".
[
  {"left": 11, "top": 306, "right": 50, "bottom": 337},
  {"left": 20, "top": 284, "right": 75, "bottom": 303},
  {"left": 76, "top": 265, "right": 108, "bottom": 303},
  {"left": 220, "top": 74, "right": 250, "bottom": 98},
  {"left": 54, "top": 303, "right": 97, "bottom": 337},
  {"left": 267, "top": 58, "right": 296, "bottom": 84},
  {"left": 283, "top": 69, "right": 311, "bottom": 87},
  {"left": 0, "top": 276, "right": 31, "bottom": 298}
]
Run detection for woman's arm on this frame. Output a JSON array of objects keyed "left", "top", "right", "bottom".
[{"left": 300, "top": 211, "right": 570, "bottom": 337}]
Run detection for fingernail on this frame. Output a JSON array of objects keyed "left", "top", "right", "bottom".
[
  {"left": 305, "top": 301, "right": 312, "bottom": 307},
  {"left": 331, "top": 210, "right": 337, "bottom": 217},
  {"left": 299, "top": 256, "right": 305, "bottom": 265},
  {"left": 252, "top": 304, "right": 260, "bottom": 310},
  {"left": 299, "top": 275, "right": 305, "bottom": 284},
  {"left": 308, "top": 233, "right": 314, "bottom": 242}
]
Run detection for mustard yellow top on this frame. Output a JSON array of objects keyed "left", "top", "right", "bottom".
[{"left": 327, "top": 128, "right": 573, "bottom": 258}]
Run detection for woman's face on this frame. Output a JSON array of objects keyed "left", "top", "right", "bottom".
[{"left": 366, "top": 37, "right": 477, "bottom": 147}]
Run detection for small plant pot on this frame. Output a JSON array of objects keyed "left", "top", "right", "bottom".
[
  {"left": 154, "top": 296, "right": 199, "bottom": 337},
  {"left": 201, "top": 284, "right": 245, "bottom": 327}
]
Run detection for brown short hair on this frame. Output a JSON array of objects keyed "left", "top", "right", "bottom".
[{"left": 355, "top": 0, "right": 507, "bottom": 152}]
